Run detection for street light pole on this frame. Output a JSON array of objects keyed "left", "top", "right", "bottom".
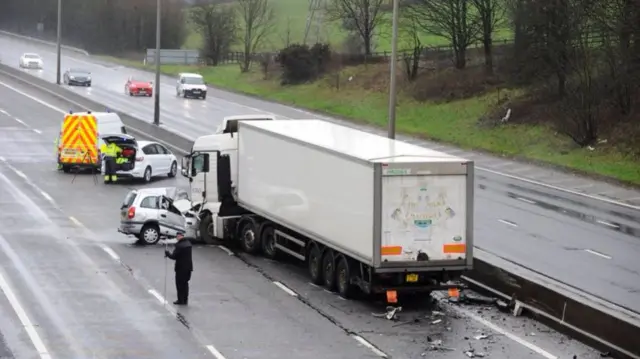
[
  {"left": 387, "top": 0, "right": 399, "bottom": 139},
  {"left": 153, "top": 0, "right": 161, "bottom": 126},
  {"left": 56, "top": 0, "right": 62, "bottom": 85}
]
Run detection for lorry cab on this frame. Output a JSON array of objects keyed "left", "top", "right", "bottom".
[
  {"left": 182, "top": 114, "right": 276, "bottom": 202},
  {"left": 56, "top": 111, "right": 127, "bottom": 172}
]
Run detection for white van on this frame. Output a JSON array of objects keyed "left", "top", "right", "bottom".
[{"left": 56, "top": 111, "right": 127, "bottom": 172}]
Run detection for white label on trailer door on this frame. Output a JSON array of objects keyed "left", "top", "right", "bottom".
[{"left": 383, "top": 168, "right": 411, "bottom": 176}]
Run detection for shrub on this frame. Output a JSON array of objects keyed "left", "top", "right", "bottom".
[{"left": 276, "top": 43, "right": 332, "bottom": 85}]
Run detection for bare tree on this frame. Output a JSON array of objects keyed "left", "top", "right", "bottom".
[
  {"left": 407, "top": 0, "right": 480, "bottom": 69},
  {"left": 400, "top": 9, "right": 423, "bottom": 81},
  {"left": 189, "top": 1, "right": 238, "bottom": 66},
  {"left": 236, "top": 0, "right": 277, "bottom": 72},
  {"left": 326, "top": 0, "right": 386, "bottom": 56},
  {"left": 279, "top": 16, "right": 293, "bottom": 47},
  {"left": 471, "top": 0, "right": 506, "bottom": 74}
]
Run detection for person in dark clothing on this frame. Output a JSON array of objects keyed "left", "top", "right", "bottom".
[{"left": 165, "top": 232, "right": 193, "bottom": 305}]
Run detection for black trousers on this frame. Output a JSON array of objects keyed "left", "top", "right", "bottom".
[
  {"left": 175, "top": 270, "right": 192, "bottom": 303},
  {"left": 104, "top": 157, "right": 116, "bottom": 178}
]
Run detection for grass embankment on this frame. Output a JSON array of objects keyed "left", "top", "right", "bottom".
[
  {"left": 182, "top": 0, "right": 513, "bottom": 52},
  {"left": 101, "top": 55, "right": 640, "bottom": 186}
]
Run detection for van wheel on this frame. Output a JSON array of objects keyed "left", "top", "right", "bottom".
[
  {"left": 168, "top": 161, "right": 177, "bottom": 178},
  {"left": 62, "top": 165, "right": 70, "bottom": 173},
  {"left": 260, "top": 226, "right": 278, "bottom": 260},
  {"left": 322, "top": 249, "right": 337, "bottom": 291},
  {"left": 139, "top": 224, "right": 160, "bottom": 245},
  {"left": 308, "top": 244, "right": 323, "bottom": 285},
  {"left": 239, "top": 220, "right": 261, "bottom": 254},
  {"left": 143, "top": 167, "right": 152, "bottom": 183},
  {"left": 336, "top": 255, "right": 355, "bottom": 299}
]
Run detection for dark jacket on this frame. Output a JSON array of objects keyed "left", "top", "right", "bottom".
[{"left": 166, "top": 239, "right": 193, "bottom": 273}]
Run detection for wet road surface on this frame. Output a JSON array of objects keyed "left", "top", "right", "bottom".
[
  {"left": 0, "top": 51, "right": 638, "bottom": 317},
  {"left": 0, "top": 70, "right": 604, "bottom": 358}
]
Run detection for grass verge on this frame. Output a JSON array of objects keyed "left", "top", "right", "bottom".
[{"left": 99, "top": 55, "right": 640, "bottom": 186}]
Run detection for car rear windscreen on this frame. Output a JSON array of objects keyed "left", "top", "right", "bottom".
[{"left": 122, "top": 191, "right": 137, "bottom": 209}]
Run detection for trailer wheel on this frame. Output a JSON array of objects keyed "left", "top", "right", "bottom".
[
  {"left": 336, "top": 255, "right": 355, "bottom": 299},
  {"left": 308, "top": 244, "right": 323, "bottom": 285},
  {"left": 239, "top": 220, "right": 261, "bottom": 254},
  {"left": 199, "top": 214, "right": 219, "bottom": 244},
  {"left": 260, "top": 226, "right": 278, "bottom": 260},
  {"left": 322, "top": 249, "right": 337, "bottom": 291}
]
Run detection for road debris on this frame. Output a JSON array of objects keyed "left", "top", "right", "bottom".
[
  {"left": 423, "top": 338, "right": 454, "bottom": 353},
  {"left": 372, "top": 306, "right": 402, "bottom": 320},
  {"left": 474, "top": 334, "right": 489, "bottom": 340}
]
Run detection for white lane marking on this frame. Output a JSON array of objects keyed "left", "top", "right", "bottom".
[
  {"left": 0, "top": 80, "right": 67, "bottom": 114},
  {"left": 584, "top": 249, "right": 612, "bottom": 259},
  {"left": 13, "top": 169, "right": 27, "bottom": 179},
  {"left": 596, "top": 220, "right": 619, "bottom": 229},
  {"left": 148, "top": 289, "right": 167, "bottom": 305},
  {"left": 0, "top": 271, "right": 52, "bottom": 359},
  {"left": 273, "top": 281, "right": 298, "bottom": 297},
  {"left": 101, "top": 245, "right": 121, "bottom": 261},
  {"left": 205, "top": 345, "right": 227, "bottom": 359},
  {"left": 516, "top": 197, "right": 536, "bottom": 204},
  {"left": 39, "top": 190, "right": 55, "bottom": 204},
  {"left": 217, "top": 245, "right": 234, "bottom": 256},
  {"left": 69, "top": 216, "right": 84, "bottom": 227},
  {"left": 0, "top": 108, "right": 8, "bottom": 115},
  {"left": 14, "top": 117, "right": 26, "bottom": 126},
  {"left": 351, "top": 335, "right": 388, "bottom": 357},
  {"left": 452, "top": 304, "right": 557, "bottom": 359},
  {"left": 498, "top": 219, "right": 518, "bottom": 227},
  {"left": 33, "top": 129, "right": 42, "bottom": 134}
]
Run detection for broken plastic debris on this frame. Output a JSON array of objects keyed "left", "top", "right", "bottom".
[
  {"left": 474, "top": 334, "right": 489, "bottom": 340},
  {"left": 372, "top": 306, "right": 402, "bottom": 320},
  {"left": 431, "top": 319, "right": 442, "bottom": 324}
]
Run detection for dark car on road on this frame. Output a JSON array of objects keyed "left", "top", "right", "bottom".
[{"left": 63, "top": 68, "right": 92, "bottom": 86}]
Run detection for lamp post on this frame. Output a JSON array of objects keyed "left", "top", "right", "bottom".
[
  {"left": 387, "top": 0, "right": 399, "bottom": 139},
  {"left": 56, "top": 0, "right": 62, "bottom": 85},
  {"left": 153, "top": 0, "right": 161, "bottom": 126}
]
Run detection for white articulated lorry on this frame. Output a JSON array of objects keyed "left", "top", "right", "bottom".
[{"left": 181, "top": 119, "right": 474, "bottom": 300}]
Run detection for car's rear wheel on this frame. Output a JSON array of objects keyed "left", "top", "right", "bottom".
[
  {"left": 143, "top": 166, "right": 152, "bottom": 183},
  {"left": 139, "top": 224, "right": 160, "bottom": 245},
  {"left": 168, "top": 161, "right": 177, "bottom": 178}
]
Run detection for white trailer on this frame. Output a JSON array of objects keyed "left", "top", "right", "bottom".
[{"left": 182, "top": 119, "right": 474, "bottom": 300}]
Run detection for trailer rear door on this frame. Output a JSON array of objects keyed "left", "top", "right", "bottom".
[{"left": 380, "top": 173, "right": 468, "bottom": 263}]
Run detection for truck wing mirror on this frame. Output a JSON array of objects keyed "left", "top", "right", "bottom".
[{"left": 181, "top": 156, "right": 189, "bottom": 177}]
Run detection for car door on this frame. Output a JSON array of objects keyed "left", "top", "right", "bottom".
[
  {"left": 158, "top": 196, "right": 186, "bottom": 237},
  {"left": 141, "top": 144, "right": 160, "bottom": 172},
  {"left": 153, "top": 144, "right": 172, "bottom": 173}
]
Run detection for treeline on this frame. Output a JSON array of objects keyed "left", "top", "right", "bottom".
[{"left": 0, "top": 0, "right": 186, "bottom": 54}]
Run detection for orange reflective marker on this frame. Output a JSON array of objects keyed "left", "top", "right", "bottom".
[
  {"left": 386, "top": 290, "right": 398, "bottom": 303},
  {"left": 448, "top": 288, "right": 460, "bottom": 298}
]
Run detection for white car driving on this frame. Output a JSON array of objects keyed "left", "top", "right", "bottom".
[
  {"left": 109, "top": 140, "right": 179, "bottom": 182},
  {"left": 176, "top": 72, "right": 207, "bottom": 99},
  {"left": 19, "top": 53, "right": 43, "bottom": 69}
]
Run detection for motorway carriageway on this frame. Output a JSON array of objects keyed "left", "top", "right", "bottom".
[
  {"left": 0, "top": 70, "right": 604, "bottom": 358},
  {"left": 0, "top": 34, "right": 639, "bottom": 317}
]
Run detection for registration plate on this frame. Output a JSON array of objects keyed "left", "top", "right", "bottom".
[
  {"left": 63, "top": 149, "right": 77, "bottom": 155},
  {"left": 406, "top": 273, "right": 419, "bottom": 283}
]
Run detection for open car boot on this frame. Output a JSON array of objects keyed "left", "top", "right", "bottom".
[{"left": 101, "top": 134, "right": 138, "bottom": 171}]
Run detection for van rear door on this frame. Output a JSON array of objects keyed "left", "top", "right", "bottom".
[{"left": 59, "top": 114, "right": 98, "bottom": 166}]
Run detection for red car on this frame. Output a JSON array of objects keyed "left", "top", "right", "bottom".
[{"left": 124, "top": 76, "right": 153, "bottom": 97}]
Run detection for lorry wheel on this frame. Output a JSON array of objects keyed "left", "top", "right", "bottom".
[
  {"left": 322, "top": 250, "right": 337, "bottom": 291},
  {"left": 239, "top": 221, "right": 261, "bottom": 254},
  {"left": 308, "top": 244, "right": 323, "bottom": 285},
  {"left": 260, "top": 226, "right": 278, "bottom": 260},
  {"left": 199, "top": 214, "right": 219, "bottom": 244},
  {"left": 62, "top": 165, "right": 71, "bottom": 173},
  {"left": 336, "top": 255, "right": 355, "bottom": 299}
]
